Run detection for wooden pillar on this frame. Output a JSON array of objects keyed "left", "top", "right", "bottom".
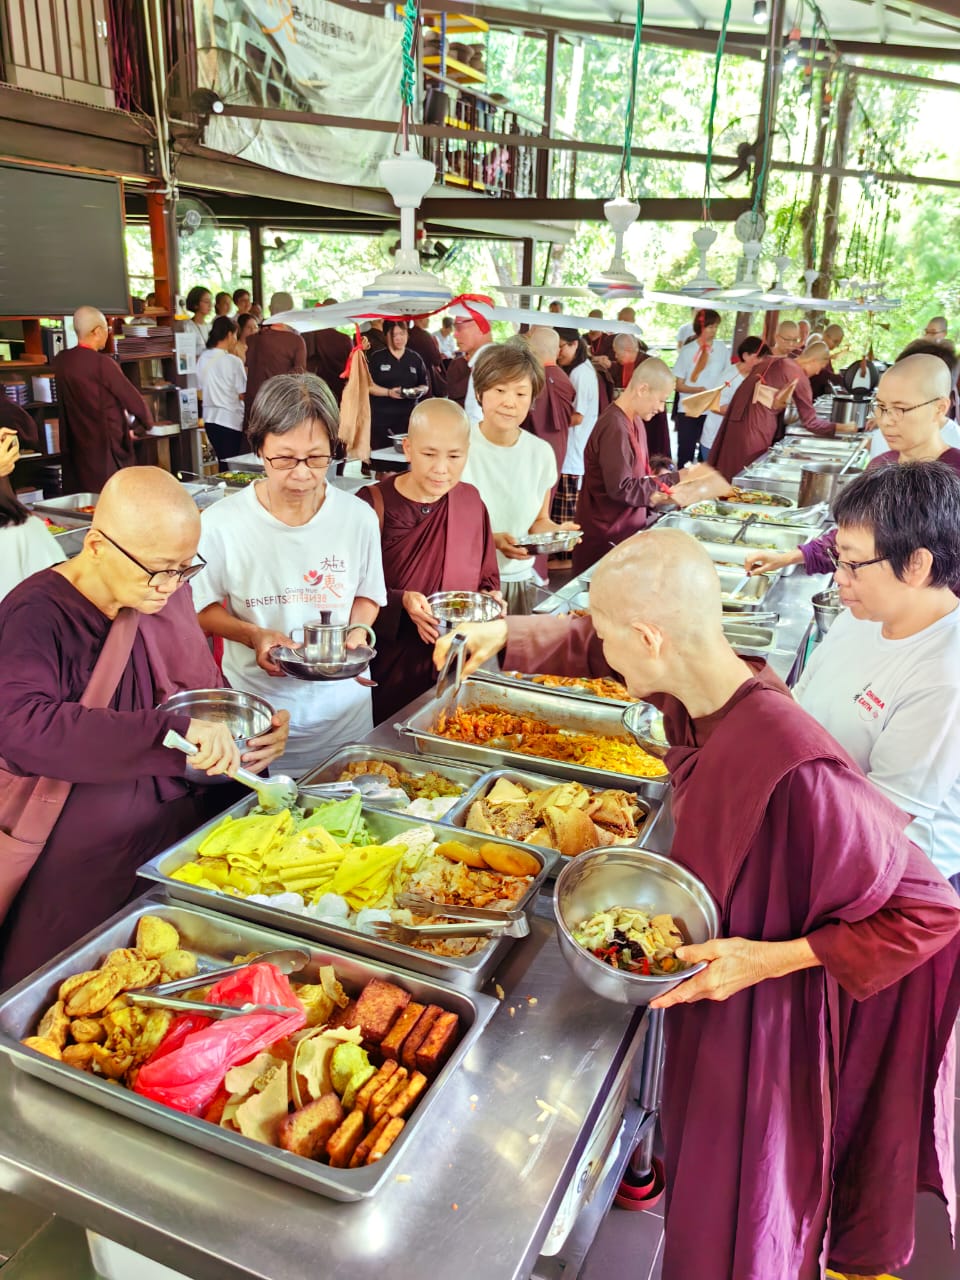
[
  {"left": 520, "top": 237, "right": 537, "bottom": 313},
  {"left": 536, "top": 32, "right": 558, "bottom": 200},
  {"left": 146, "top": 185, "right": 176, "bottom": 312},
  {"left": 250, "top": 223, "right": 264, "bottom": 308}
]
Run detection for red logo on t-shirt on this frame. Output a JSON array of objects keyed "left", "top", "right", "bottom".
[
  {"left": 854, "top": 683, "right": 885, "bottom": 722},
  {"left": 304, "top": 570, "right": 321, "bottom": 585}
]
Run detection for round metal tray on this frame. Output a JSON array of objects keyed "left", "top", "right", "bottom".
[{"left": 269, "top": 643, "right": 377, "bottom": 681}]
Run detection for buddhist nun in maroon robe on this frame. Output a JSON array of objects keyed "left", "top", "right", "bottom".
[
  {"left": 0, "top": 469, "right": 289, "bottom": 988},
  {"left": 243, "top": 324, "right": 308, "bottom": 432},
  {"left": 357, "top": 400, "right": 499, "bottom": 721},
  {"left": 521, "top": 329, "right": 577, "bottom": 480},
  {"left": 635, "top": 353, "right": 672, "bottom": 458},
  {"left": 406, "top": 319, "right": 448, "bottom": 397},
  {"left": 303, "top": 325, "right": 352, "bottom": 405},
  {"left": 52, "top": 306, "right": 154, "bottom": 494},
  {"left": 572, "top": 358, "right": 677, "bottom": 573},
  {"left": 434, "top": 528, "right": 960, "bottom": 1280},
  {"left": 709, "top": 343, "right": 836, "bottom": 481}
]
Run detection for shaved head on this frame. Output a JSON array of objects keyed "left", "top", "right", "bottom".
[
  {"left": 526, "top": 326, "right": 560, "bottom": 362},
  {"left": 617, "top": 307, "right": 636, "bottom": 324},
  {"left": 777, "top": 320, "right": 800, "bottom": 340},
  {"left": 823, "top": 324, "right": 844, "bottom": 347},
  {"left": 588, "top": 309, "right": 603, "bottom": 320},
  {"left": 95, "top": 467, "right": 199, "bottom": 550},
  {"left": 880, "top": 353, "right": 952, "bottom": 403},
  {"left": 408, "top": 397, "right": 470, "bottom": 440},
  {"left": 613, "top": 333, "right": 640, "bottom": 358},
  {"left": 74, "top": 306, "right": 107, "bottom": 341},
  {"left": 627, "top": 356, "right": 672, "bottom": 391},
  {"left": 799, "top": 340, "right": 830, "bottom": 365}
]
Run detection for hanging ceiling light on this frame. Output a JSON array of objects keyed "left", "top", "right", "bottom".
[
  {"left": 362, "top": 149, "right": 451, "bottom": 312},
  {"left": 753, "top": 0, "right": 769, "bottom": 25},
  {"left": 589, "top": 196, "right": 643, "bottom": 297},
  {"left": 680, "top": 225, "right": 720, "bottom": 294}
]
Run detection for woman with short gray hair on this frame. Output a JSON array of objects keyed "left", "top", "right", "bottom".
[{"left": 194, "top": 373, "right": 387, "bottom": 774}]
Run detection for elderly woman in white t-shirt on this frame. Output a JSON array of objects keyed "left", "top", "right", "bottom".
[
  {"left": 194, "top": 374, "right": 386, "bottom": 776},
  {"left": 461, "top": 341, "right": 579, "bottom": 615},
  {"left": 673, "top": 309, "right": 730, "bottom": 467},
  {"left": 794, "top": 461, "right": 960, "bottom": 887}
]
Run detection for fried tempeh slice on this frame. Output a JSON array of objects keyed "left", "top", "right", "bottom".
[
  {"left": 354, "top": 1060, "right": 398, "bottom": 1117},
  {"left": 386, "top": 1071, "right": 428, "bottom": 1120},
  {"left": 353, "top": 979, "right": 411, "bottom": 1045},
  {"left": 379, "top": 1001, "right": 424, "bottom": 1062},
  {"left": 400, "top": 1004, "right": 442, "bottom": 1070},
  {"left": 365, "top": 1117, "right": 405, "bottom": 1165},
  {"left": 415, "top": 1010, "right": 460, "bottom": 1079},
  {"left": 279, "top": 1093, "right": 345, "bottom": 1159},
  {"left": 349, "top": 1115, "right": 390, "bottom": 1168},
  {"left": 326, "top": 1110, "right": 366, "bottom": 1168},
  {"left": 369, "top": 1069, "right": 412, "bottom": 1124}
]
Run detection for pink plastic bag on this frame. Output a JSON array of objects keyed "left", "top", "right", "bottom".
[{"left": 133, "top": 963, "right": 306, "bottom": 1114}]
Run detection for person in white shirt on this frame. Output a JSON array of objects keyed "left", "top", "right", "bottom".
[
  {"left": 183, "top": 286, "right": 213, "bottom": 359},
  {"left": 676, "top": 310, "right": 697, "bottom": 350},
  {"left": 701, "top": 336, "right": 768, "bottom": 456},
  {"left": 196, "top": 316, "right": 247, "bottom": 467},
  {"left": 555, "top": 327, "right": 600, "bottom": 523},
  {"left": 194, "top": 374, "right": 386, "bottom": 777},
  {"left": 461, "top": 342, "right": 576, "bottom": 615},
  {"left": 451, "top": 316, "right": 493, "bottom": 426},
  {"left": 0, "top": 429, "right": 64, "bottom": 601},
  {"left": 673, "top": 309, "right": 731, "bottom": 466},
  {"left": 794, "top": 461, "right": 960, "bottom": 885},
  {"left": 435, "top": 316, "right": 458, "bottom": 359}
]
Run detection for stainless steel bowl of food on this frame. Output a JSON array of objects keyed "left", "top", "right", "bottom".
[
  {"left": 512, "top": 530, "right": 582, "bottom": 556},
  {"left": 157, "top": 688, "right": 273, "bottom": 745},
  {"left": 812, "top": 588, "right": 844, "bottom": 639},
  {"left": 621, "top": 701, "right": 671, "bottom": 759},
  {"left": 390, "top": 434, "right": 408, "bottom": 453},
  {"left": 426, "top": 591, "right": 502, "bottom": 633},
  {"left": 554, "top": 848, "right": 719, "bottom": 1005}
]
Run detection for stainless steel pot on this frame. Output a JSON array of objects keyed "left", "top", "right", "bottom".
[
  {"left": 798, "top": 462, "right": 847, "bottom": 508},
  {"left": 831, "top": 395, "right": 871, "bottom": 431}
]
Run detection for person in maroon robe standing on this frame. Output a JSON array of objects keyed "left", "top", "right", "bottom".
[
  {"left": 432, "top": 528, "right": 960, "bottom": 1280},
  {"left": 708, "top": 341, "right": 836, "bottom": 481},
  {"left": 0, "top": 468, "right": 290, "bottom": 988},
  {"left": 242, "top": 293, "right": 308, "bottom": 433},
  {"left": 303, "top": 302, "right": 352, "bottom": 405},
  {"left": 406, "top": 317, "right": 448, "bottom": 397},
  {"left": 357, "top": 399, "right": 499, "bottom": 721},
  {"left": 53, "top": 305, "right": 154, "bottom": 494},
  {"left": 521, "top": 327, "right": 578, "bottom": 478}
]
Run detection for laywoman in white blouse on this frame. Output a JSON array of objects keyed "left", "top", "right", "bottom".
[{"left": 672, "top": 308, "right": 731, "bottom": 466}]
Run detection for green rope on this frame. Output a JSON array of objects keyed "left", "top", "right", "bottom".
[
  {"left": 703, "top": 0, "right": 733, "bottom": 221},
  {"left": 620, "top": 0, "right": 645, "bottom": 192},
  {"left": 400, "top": 0, "right": 418, "bottom": 112}
]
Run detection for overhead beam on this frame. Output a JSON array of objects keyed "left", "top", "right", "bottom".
[{"left": 420, "top": 196, "right": 753, "bottom": 221}]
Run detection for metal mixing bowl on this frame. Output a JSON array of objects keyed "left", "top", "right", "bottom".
[
  {"left": 621, "top": 702, "right": 671, "bottom": 759},
  {"left": 512, "top": 530, "right": 582, "bottom": 555},
  {"left": 157, "top": 688, "right": 273, "bottom": 745},
  {"left": 811, "top": 588, "right": 843, "bottom": 639},
  {"left": 554, "top": 848, "right": 720, "bottom": 1005},
  {"left": 426, "top": 591, "right": 502, "bottom": 632},
  {"left": 390, "top": 434, "right": 408, "bottom": 453}
]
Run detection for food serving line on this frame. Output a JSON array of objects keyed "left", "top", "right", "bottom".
[{"left": 0, "top": 445, "right": 859, "bottom": 1279}]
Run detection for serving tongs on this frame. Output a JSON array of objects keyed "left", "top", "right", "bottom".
[
  {"left": 126, "top": 993, "right": 300, "bottom": 1019},
  {"left": 126, "top": 946, "right": 311, "bottom": 1018},
  {"left": 396, "top": 892, "right": 530, "bottom": 928},
  {"left": 370, "top": 918, "right": 528, "bottom": 943},
  {"left": 435, "top": 630, "right": 468, "bottom": 704}
]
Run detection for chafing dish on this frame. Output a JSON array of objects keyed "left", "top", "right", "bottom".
[
  {"left": 715, "top": 563, "right": 779, "bottom": 611},
  {"left": 658, "top": 513, "right": 810, "bottom": 566},
  {"left": 0, "top": 894, "right": 496, "bottom": 1201},
  {"left": 447, "top": 766, "right": 662, "bottom": 869},
  {"left": 32, "top": 492, "right": 99, "bottom": 522},
  {"left": 395, "top": 678, "right": 670, "bottom": 795},
  {"left": 720, "top": 619, "right": 777, "bottom": 657},
  {"left": 469, "top": 668, "right": 634, "bottom": 709},
  {"left": 301, "top": 745, "right": 483, "bottom": 806},
  {"left": 139, "top": 802, "right": 553, "bottom": 990}
]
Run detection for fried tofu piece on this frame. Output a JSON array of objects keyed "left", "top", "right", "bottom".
[
  {"left": 326, "top": 1110, "right": 366, "bottom": 1168},
  {"left": 21, "top": 1036, "right": 61, "bottom": 1060},
  {"left": 64, "top": 969, "right": 125, "bottom": 1017},
  {"left": 62, "top": 1042, "right": 98, "bottom": 1069},
  {"left": 90, "top": 1044, "right": 134, "bottom": 1080},
  {"left": 349, "top": 1115, "right": 390, "bottom": 1168},
  {"left": 135, "top": 915, "right": 180, "bottom": 959},
  {"left": 58, "top": 970, "right": 100, "bottom": 1004},
  {"left": 415, "top": 1010, "right": 459, "bottom": 1079},
  {"left": 37, "top": 1000, "right": 70, "bottom": 1049},
  {"left": 379, "top": 1001, "right": 424, "bottom": 1062},
  {"left": 158, "top": 949, "right": 197, "bottom": 982},
  {"left": 369, "top": 1068, "right": 409, "bottom": 1124},
  {"left": 400, "top": 1004, "right": 442, "bottom": 1070},
  {"left": 366, "top": 1117, "right": 405, "bottom": 1165},
  {"left": 279, "top": 1093, "right": 345, "bottom": 1160},
  {"left": 132, "top": 1009, "right": 174, "bottom": 1064},
  {"left": 353, "top": 979, "right": 411, "bottom": 1045},
  {"left": 386, "top": 1071, "right": 428, "bottom": 1120},
  {"left": 355, "top": 1060, "right": 398, "bottom": 1117},
  {"left": 103, "top": 951, "right": 162, "bottom": 991},
  {"left": 69, "top": 1018, "right": 106, "bottom": 1044}
]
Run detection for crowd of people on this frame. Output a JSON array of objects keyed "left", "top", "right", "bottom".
[{"left": 1, "top": 291, "right": 959, "bottom": 1280}]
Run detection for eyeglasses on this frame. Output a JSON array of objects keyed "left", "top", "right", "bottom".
[
  {"left": 826, "top": 545, "right": 887, "bottom": 578},
  {"left": 869, "top": 396, "right": 941, "bottom": 424},
  {"left": 263, "top": 454, "right": 331, "bottom": 471},
  {"left": 95, "top": 529, "right": 206, "bottom": 586},
  {"left": 924, "top": 329, "right": 946, "bottom": 338}
]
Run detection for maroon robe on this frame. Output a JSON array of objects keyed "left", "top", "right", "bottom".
[
  {"left": 357, "top": 476, "right": 498, "bottom": 721},
  {"left": 0, "top": 572, "right": 234, "bottom": 988},
  {"left": 406, "top": 325, "right": 448, "bottom": 398},
  {"left": 523, "top": 363, "right": 575, "bottom": 479},
  {"left": 503, "top": 612, "right": 960, "bottom": 1280},
  {"left": 573, "top": 403, "right": 665, "bottom": 574},
  {"left": 0, "top": 401, "right": 40, "bottom": 452},
  {"left": 635, "top": 354, "right": 672, "bottom": 458},
  {"left": 708, "top": 356, "right": 833, "bottom": 481},
  {"left": 52, "top": 344, "right": 154, "bottom": 494},
  {"left": 445, "top": 354, "right": 471, "bottom": 407},
  {"left": 243, "top": 327, "right": 308, "bottom": 431},
  {"left": 303, "top": 327, "right": 352, "bottom": 405}
]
